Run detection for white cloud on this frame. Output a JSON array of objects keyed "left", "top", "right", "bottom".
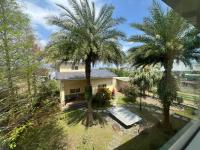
[
  {"left": 20, "top": 0, "right": 58, "bottom": 31},
  {"left": 39, "top": 39, "right": 48, "bottom": 48},
  {"left": 18, "top": 0, "right": 103, "bottom": 47},
  {"left": 121, "top": 41, "right": 134, "bottom": 52}
]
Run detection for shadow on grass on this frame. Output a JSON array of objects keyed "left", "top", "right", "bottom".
[
  {"left": 115, "top": 116, "right": 187, "bottom": 150},
  {"left": 64, "top": 109, "right": 107, "bottom": 127},
  {"left": 15, "top": 120, "right": 68, "bottom": 150}
]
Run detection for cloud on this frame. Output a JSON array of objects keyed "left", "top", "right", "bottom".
[
  {"left": 39, "top": 39, "right": 48, "bottom": 48},
  {"left": 18, "top": 0, "right": 102, "bottom": 47},
  {"left": 121, "top": 41, "right": 134, "bottom": 52},
  {"left": 20, "top": 0, "right": 58, "bottom": 31}
]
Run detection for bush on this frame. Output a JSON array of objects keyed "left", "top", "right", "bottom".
[
  {"left": 92, "top": 88, "right": 112, "bottom": 107},
  {"left": 34, "top": 80, "right": 59, "bottom": 108},
  {"left": 123, "top": 86, "right": 139, "bottom": 103},
  {"left": 176, "top": 96, "right": 183, "bottom": 105}
]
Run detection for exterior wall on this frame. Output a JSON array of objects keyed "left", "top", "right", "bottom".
[
  {"left": 61, "top": 78, "right": 115, "bottom": 102},
  {"left": 116, "top": 79, "right": 129, "bottom": 92},
  {"left": 63, "top": 80, "right": 87, "bottom": 95},
  {"left": 60, "top": 63, "right": 85, "bottom": 72},
  {"left": 91, "top": 78, "right": 114, "bottom": 94}
]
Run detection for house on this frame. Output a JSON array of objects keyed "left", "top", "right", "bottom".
[{"left": 56, "top": 62, "right": 120, "bottom": 106}]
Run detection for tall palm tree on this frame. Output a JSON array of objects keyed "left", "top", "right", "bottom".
[
  {"left": 47, "top": 0, "right": 125, "bottom": 127},
  {"left": 128, "top": 1, "right": 200, "bottom": 128}
]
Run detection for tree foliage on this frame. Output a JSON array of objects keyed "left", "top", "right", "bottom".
[
  {"left": 128, "top": 1, "right": 200, "bottom": 127},
  {"left": 130, "top": 66, "right": 161, "bottom": 110},
  {"left": 46, "top": 0, "right": 125, "bottom": 127},
  {"left": 0, "top": 0, "right": 43, "bottom": 148}
]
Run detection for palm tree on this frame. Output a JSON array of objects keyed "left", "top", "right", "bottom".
[
  {"left": 47, "top": 0, "right": 125, "bottom": 127},
  {"left": 131, "top": 66, "right": 159, "bottom": 111},
  {"left": 128, "top": 1, "right": 200, "bottom": 128}
]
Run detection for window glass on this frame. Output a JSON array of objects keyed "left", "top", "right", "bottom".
[
  {"left": 98, "top": 84, "right": 106, "bottom": 88},
  {"left": 71, "top": 66, "right": 79, "bottom": 70},
  {"left": 70, "top": 89, "right": 76, "bottom": 94},
  {"left": 75, "top": 66, "right": 78, "bottom": 70},
  {"left": 70, "top": 88, "right": 80, "bottom": 94}
]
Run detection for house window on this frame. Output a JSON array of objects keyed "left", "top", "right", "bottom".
[
  {"left": 98, "top": 84, "right": 107, "bottom": 88},
  {"left": 70, "top": 88, "right": 80, "bottom": 94},
  {"left": 72, "top": 66, "right": 79, "bottom": 70}
]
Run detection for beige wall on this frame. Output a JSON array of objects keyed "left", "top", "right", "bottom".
[
  {"left": 63, "top": 78, "right": 115, "bottom": 95},
  {"left": 116, "top": 79, "right": 129, "bottom": 91},
  {"left": 60, "top": 63, "right": 85, "bottom": 72},
  {"left": 63, "top": 80, "right": 87, "bottom": 95},
  {"left": 60, "top": 78, "right": 115, "bottom": 103},
  {"left": 91, "top": 78, "right": 115, "bottom": 94}
]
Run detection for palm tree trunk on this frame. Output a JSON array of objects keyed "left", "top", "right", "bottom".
[
  {"left": 83, "top": 54, "right": 94, "bottom": 127},
  {"left": 162, "top": 60, "right": 173, "bottom": 128}
]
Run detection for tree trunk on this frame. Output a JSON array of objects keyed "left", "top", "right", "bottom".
[
  {"left": 27, "top": 73, "right": 31, "bottom": 96},
  {"left": 2, "top": 4, "right": 15, "bottom": 101},
  {"left": 162, "top": 60, "right": 173, "bottom": 128},
  {"left": 163, "top": 102, "right": 170, "bottom": 128},
  {"left": 32, "top": 72, "right": 37, "bottom": 96},
  {"left": 82, "top": 54, "right": 94, "bottom": 127},
  {"left": 139, "top": 97, "right": 142, "bottom": 111}
]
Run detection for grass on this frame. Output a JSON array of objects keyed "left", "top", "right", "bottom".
[
  {"left": 14, "top": 101, "right": 187, "bottom": 150},
  {"left": 116, "top": 96, "right": 136, "bottom": 105},
  {"left": 53, "top": 110, "right": 117, "bottom": 150},
  {"left": 174, "top": 107, "right": 199, "bottom": 119},
  {"left": 177, "top": 91, "right": 199, "bottom": 102},
  {"left": 116, "top": 107, "right": 187, "bottom": 150}
]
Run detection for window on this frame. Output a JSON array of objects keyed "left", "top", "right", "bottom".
[
  {"left": 71, "top": 66, "right": 79, "bottom": 70},
  {"left": 74, "top": 66, "right": 78, "bottom": 70},
  {"left": 70, "top": 88, "right": 80, "bottom": 94},
  {"left": 98, "top": 84, "right": 106, "bottom": 88}
]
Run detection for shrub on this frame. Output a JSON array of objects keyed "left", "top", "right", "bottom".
[
  {"left": 123, "top": 86, "right": 139, "bottom": 103},
  {"left": 34, "top": 80, "right": 59, "bottom": 108},
  {"left": 92, "top": 88, "right": 112, "bottom": 107},
  {"left": 176, "top": 96, "right": 183, "bottom": 105}
]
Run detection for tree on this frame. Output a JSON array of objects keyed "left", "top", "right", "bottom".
[
  {"left": 0, "top": 0, "right": 29, "bottom": 101},
  {"left": 128, "top": 1, "right": 200, "bottom": 128},
  {"left": 47, "top": 0, "right": 125, "bottom": 127},
  {"left": 20, "top": 27, "right": 41, "bottom": 97},
  {"left": 130, "top": 66, "right": 159, "bottom": 110},
  {"left": 0, "top": 0, "right": 42, "bottom": 148}
]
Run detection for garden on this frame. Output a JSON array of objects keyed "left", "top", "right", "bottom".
[
  {"left": 11, "top": 98, "right": 188, "bottom": 150},
  {"left": 1, "top": 0, "right": 200, "bottom": 150}
]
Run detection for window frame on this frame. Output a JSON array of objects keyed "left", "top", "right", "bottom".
[
  {"left": 98, "top": 84, "right": 107, "bottom": 88},
  {"left": 70, "top": 88, "right": 80, "bottom": 94}
]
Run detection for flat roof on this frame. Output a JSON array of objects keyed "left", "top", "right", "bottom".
[{"left": 108, "top": 107, "right": 142, "bottom": 126}]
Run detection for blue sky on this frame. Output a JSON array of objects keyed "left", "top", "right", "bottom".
[
  {"left": 19, "top": 0, "right": 198, "bottom": 71},
  {"left": 20, "top": 0, "right": 169, "bottom": 49}
]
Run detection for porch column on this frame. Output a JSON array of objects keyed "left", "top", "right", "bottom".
[{"left": 60, "top": 80, "right": 65, "bottom": 107}]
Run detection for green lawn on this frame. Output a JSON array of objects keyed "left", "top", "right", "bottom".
[
  {"left": 115, "top": 107, "right": 187, "bottom": 150},
  {"left": 177, "top": 91, "right": 199, "bottom": 101},
  {"left": 14, "top": 103, "right": 187, "bottom": 150}
]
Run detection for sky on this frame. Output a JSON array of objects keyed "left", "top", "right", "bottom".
[
  {"left": 18, "top": 0, "right": 198, "bottom": 71},
  {"left": 19, "top": 0, "right": 169, "bottom": 49}
]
